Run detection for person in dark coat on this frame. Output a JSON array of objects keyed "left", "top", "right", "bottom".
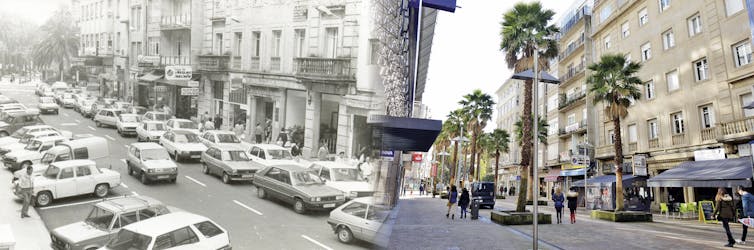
[
  {"left": 458, "top": 188, "right": 471, "bottom": 219},
  {"left": 566, "top": 188, "right": 579, "bottom": 224},
  {"left": 552, "top": 188, "right": 565, "bottom": 224},
  {"left": 715, "top": 187, "right": 738, "bottom": 247}
]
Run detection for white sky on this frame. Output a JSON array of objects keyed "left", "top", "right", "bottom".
[
  {"left": 423, "top": 0, "right": 573, "bottom": 124},
  {"left": 0, "top": 0, "right": 69, "bottom": 25}
]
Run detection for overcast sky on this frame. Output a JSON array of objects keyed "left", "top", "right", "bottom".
[
  {"left": 423, "top": 0, "right": 574, "bottom": 124},
  {"left": 0, "top": 0, "right": 69, "bottom": 25}
]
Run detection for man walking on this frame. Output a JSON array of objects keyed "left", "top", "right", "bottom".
[
  {"left": 738, "top": 186, "right": 754, "bottom": 244},
  {"left": 255, "top": 123, "right": 264, "bottom": 143},
  {"left": 15, "top": 166, "right": 34, "bottom": 218}
]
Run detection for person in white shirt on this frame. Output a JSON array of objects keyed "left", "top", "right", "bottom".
[{"left": 14, "top": 166, "right": 34, "bottom": 218}]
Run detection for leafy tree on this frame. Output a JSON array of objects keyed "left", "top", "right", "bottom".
[{"left": 31, "top": 7, "right": 79, "bottom": 82}]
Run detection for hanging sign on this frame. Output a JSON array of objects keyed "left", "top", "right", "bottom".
[
  {"left": 181, "top": 88, "right": 199, "bottom": 96},
  {"left": 187, "top": 80, "right": 199, "bottom": 87},
  {"left": 165, "top": 66, "right": 192, "bottom": 81}
]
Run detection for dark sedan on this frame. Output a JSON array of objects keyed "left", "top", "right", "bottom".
[{"left": 253, "top": 164, "right": 346, "bottom": 214}]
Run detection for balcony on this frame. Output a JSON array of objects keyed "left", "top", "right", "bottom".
[
  {"left": 161, "top": 55, "right": 191, "bottom": 66},
  {"left": 558, "top": 35, "right": 585, "bottom": 61},
  {"left": 701, "top": 127, "right": 716, "bottom": 142},
  {"left": 648, "top": 138, "right": 660, "bottom": 149},
  {"left": 559, "top": 5, "right": 591, "bottom": 37},
  {"left": 559, "top": 63, "right": 586, "bottom": 84},
  {"left": 293, "top": 57, "right": 353, "bottom": 80},
  {"left": 718, "top": 116, "right": 754, "bottom": 143},
  {"left": 250, "top": 57, "right": 260, "bottom": 71},
  {"left": 197, "top": 55, "right": 229, "bottom": 72},
  {"left": 558, "top": 91, "right": 586, "bottom": 111},
  {"left": 628, "top": 142, "right": 637, "bottom": 152},
  {"left": 160, "top": 14, "right": 191, "bottom": 30},
  {"left": 559, "top": 120, "right": 588, "bottom": 138},
  {"left": 270, "top": 57, "right": 281, "bottom": 72},
  {"left": 595, "top": 144, "right": 614, "bottom": 159},
  {"left": 671, "top": 133, "right": 686, "bottom": 146},
  {"left": 231, "top": 56, "right": 242, "bottom": 70}
]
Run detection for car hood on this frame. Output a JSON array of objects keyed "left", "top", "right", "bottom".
[
  {"left": 0, "top": 143, "right": 24, "bottom": 152},
  {"left": 0, "top": 137, "right": 19, "bottom": 146},
  {"left": 295, "top": 184, "right": 344, "bottom": 197},
  {"left": 326, "top": 181, "right": 372, "bottom": 193},
  {"left": 147, "top": 131, "right": 166, "bottom": 137},
  {"left": 0, "top": 122, "right": 9, "bottom": 128},
  {"left": 6, "top": 149, "right": 39, "bottom": 159},
  {"left": 38, "top": 103, "right": 59, "bottom": 108},
  {"left": 143, "top": 160, "right": 177, "bottom": 169},
  {"left": 226, "top": 161, "right": 257, "bottom": 170},
  {"left": 52, "top": 221, "right": 109, "bottom": 245},
  {"left": 175, "top": 143, "right": 206, "bottom": 151}
]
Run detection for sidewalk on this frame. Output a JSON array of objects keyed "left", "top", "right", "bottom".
[{"left": 0, "top": 169, "right": 52, "bottom": 249}]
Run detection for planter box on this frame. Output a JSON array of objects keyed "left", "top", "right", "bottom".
[
  {"left": 590, "top": 210, "right": 652, "bottom": 222},
  {"left": 526, "top": 200, "right": 548, "bottom": 206},
  {"left": 490, "top": 210, "right": 552, "bottom": 225},
  {"left": 496, "top": 195, "right": 506, "bottom": 199}
]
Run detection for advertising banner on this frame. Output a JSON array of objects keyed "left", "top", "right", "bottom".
[
  {"left": 165, "top": 66, "right": 192, "bottom": 81},
  {"left": 412, "top": 152, "right": 423, "bottom": 162}
]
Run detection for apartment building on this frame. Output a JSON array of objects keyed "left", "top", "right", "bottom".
[
  {"left": 73, "top": 0, "right": 121, "bottom": 96},
  {"left": 589, "top": 0, "right": 753, "bottom": 208},
  {"left": 495, "top": 78, "right": 522, "bottom": 191}
]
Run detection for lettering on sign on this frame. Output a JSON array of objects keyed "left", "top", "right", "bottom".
[
  {"left": 155, "top": 86, "right": 168, "bottom": 92},
  {"left": 165, "top": 66, "right": 193, "bottom": 81},
  {"left": 181, "top": 88, "right": 200, "bottom": 96}
]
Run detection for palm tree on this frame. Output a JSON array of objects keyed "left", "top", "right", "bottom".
[
  {"left": 32, "top": 7, "right": 79, "bottom": 82},
  {"left": 514, "top": 116, "right": 549, "bottom": 146},
  {"left": 500, "top": 1, "right": 559, "bottom": 212},
  {"left": 459, "top": 89, "right": 495, "bottom": 182},
  {"left": 433, "top": 128, "right": 452, "bottom": 188},
  {"left": 587, "top": 54, "right": 642, "bottom": 211},
  {"left": 444, "top": 109, "right": 469, "bottom": 185},
  {"left": 474, "top": 132, "right": 492, "bottom": 182},
  {"left": 488, "top": 129, "right": 511, "bottom": 197}
]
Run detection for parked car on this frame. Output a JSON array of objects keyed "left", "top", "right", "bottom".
[
  {"left": 247, "top": 144, "right": 298, "bottom": 169},
  {"left": 198, "top": 130, "right": 250, "bottom": 149},
  {"left": 13, "top": 159, "right": 121, "bottom": 207},
  {"left": 35, "top": 83, "right": 48, "bottom": 96},
  {"left": 136, "top": 121, "right": 167, "bottom": 142},
  {"left": 126, "top": 142, "right": 178, "bottom": 184},
  {"left": 126, "top": 106, "right": 147, "bottom": 115},
  {"left": 471, "top": 181, "right": 496, "bottom": 209},
  {"left": 141, "top": 111, "right": 170, "bottom": 123},
  {"left": 79, "top": 99, "right": 96, "bottom": 118},
  {"left": 2, "top": 135, "right": 68, "bottom": 171},
  {"left": 116, "top": 114, "right": 141, "bottom": 136},
  {"left": 159, "top": 129, "right": 207, "bottom": 162},
  {"left": 165, "top": 118, "right": 200, "bottom": 134},
  {"left": 0, "top": 95, "right": 19, "bottom": 105},
  {"left": 61, "top": 93, "right": 76, "bottom": 108},
  {"left": 308, "top": 161, "right": 374, "bottom": 200},
  {"left": 0, "top": 124, "right": 60, "bottom": 147},
  {"left": 0, "top": 129, "right": 65, "bottom": 157},
  {"left": 98, "top": 212, "right": 231, "bottom": 250},
  {"left": 50, "top": 196, "right": 172, "bottom": 250},
  {"left": 26, "top": 136, "right": 110, "bottom": 174},
  {"left": 41, "top": 88, "right": 55, "bottom": 98},
  {"left": 94, "top": 109, "right": 122, "bottom": 128},
  {"left": 37, "top": 97, "right": 60, "bottom": 114},
  {"left": 0, "top": 108, "right": 43, "bottom": 137},
  {"left": 111, "top": 102, "right": 131, "bottom": 113},
  {"left": 327, "top": 197, "right": 389, "bottom": 245},
  {"left": 253, "top": 164, "right": 346, "bottom": 213},
  {"left": 201, "top": 145, "right": 256, "bottom": 184},
  {"left": 0, "top": 103, "right": 26, "bottom": 114}
]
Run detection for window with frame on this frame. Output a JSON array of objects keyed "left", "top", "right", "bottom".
[
  {"left": 603, "top": 35, "right": 611, "bottom": 49},
  {"left": 213, "top": 81, "right": 224, "bottom": 100},
  {"left": 341, "top": 201, "right": 368, "bottom": 218},
  {"left": 648, "top": 119, "right": 658, "bottom": 139},
  {"left": 741, "top": 93, "right": 754, "bottom": 117},
  {"left": 194, "top": 221, "right": 224, "bottom": 238},
  {"left": 666, "top": 70, "right": 679, "bottom": 91},
  {"left": 153, "top": 227, "right": 199, "bottom": 249},
  {"left": 567, "top": 114, "right": 576, "bottom": 125},
  {"left": 73, "top": 147, "right": 89, "bottom": 159},
  {"left": 688, "top": 14, "right": 702, "bottom": 37},
  {"left": 693, "top": 58, "right": 709, "bottom": 81},
  {"left": 294, "top": 29, "right": 305, "bottom": 58},
  {"left": 725, "top": 0, "right": 744, "bottom": 16},
  {"left": 671, "top": 112, "right": 684, "bottom": 134},
  {"left": 638, "top": 8, "right": 649, "bottom": 26},
  {"left": 59, "top": 168, "right": 74, "bottom": 179},
  {"left": 734, "top": 41, "right": 752, "bottom": 67},
  {"left": 607, "top": 129, "right": 615, "bottom": 145},
  {"left": 641, "top": 42, "right": 652, "bottom": 61},
  {"left": 599, "top": 4, "right": 613, "bottom": 23},
  {"left": 271, "top": 30, "right": 281, "bottom": 57},
  {"left": 621, "top": 21, "right": 630, "bottom": 38},
  {"left": 659, "top": 0, "right": 670, "bottom": 12},
  {"left": 251, "top": 32, "right": 261, "bottom": 57},
  {"left": 662, "top": 29, "right": 675, "bottom": 50},
  {"left": 325, "top": 27, "right": 339, "bottom": 58},
  {"left": 76, "top": 166, "right": 92, "bottom": 177},
  {"left": 628, "top": 124, "right": 637, "bottom": 142},
  {"left": 548, "top": 118, "right": 558, "bottom": 135},
  {"left": 699, "top": 105, "right": 715, "bottom": 128},
  {"left": 234, "top": 32, "right": 242, "bottom": 56},
  {"left": 645, "top": 80, "right": 655, "bottom": 99}
]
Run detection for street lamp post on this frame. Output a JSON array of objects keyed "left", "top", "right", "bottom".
[
  {"left": 438, "top": 151, "right": 450, "bottom": 185},
  {"left": 451, "top": 133, "right": 470, "bottom": 189}
]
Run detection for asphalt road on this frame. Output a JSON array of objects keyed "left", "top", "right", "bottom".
[{"left": 3, "top": 84, "right": 372, "bottom": 250}]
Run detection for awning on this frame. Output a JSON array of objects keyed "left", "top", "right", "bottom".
[
  {"left": 368, "top": 115, "right": 442, "bottom": 152},
  {"left": 544, "top": 168, "right": 562, "bottom": 182},
  {"left": 647, "top": 156, "right": 753, "bottom": 188},
  {"left": 511, "top": 69, "right": 561, "bottom": 84},
  {"left": 139, "top": 70, "right": 164, "bottom": 82},
  {"left": 157, "top": 74, "right": 201, "bottom": 87},
  {"left": 571, "top": 175, "right": 642, "bottom": 187},
  {"left": 561, "top": 168, "right": 585, "bottom": 177}
]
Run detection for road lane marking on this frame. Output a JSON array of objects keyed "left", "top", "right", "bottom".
[
  {"left": 88, "top": 126, "right": 96, "bottom": 131},
  {"left": 105, "top": 135, "right": 116, "bottom": 141},
  {"left": 60, "top": 123, "right": 77, "bottom": 126},
  {"left": 131, "top": 191, "right": 139, "bottom": 196},
  {"left": 75, "top": 119, "right": 81, "bottom": 123},
  {"left": 185, "top": 176, "right": 206, "bottom": 187},
  {"left": 301, "top": 235, "right": 333, "bottom": 250},
  {"left": 39, "top": 199, "right": 102, "bottom": 210},
  {"left": 233, "top": 200, "right": 264, "bottom": 216},
  {"left": 121, "top": 183, "right": 129, "bottom": 188}
]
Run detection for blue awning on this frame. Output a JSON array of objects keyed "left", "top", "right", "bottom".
[
  {"left": 561, "top": 168, "right": 585, "bottom": 176},
  {"left": 368, "top": 115, "right": 442, "bottom": 152},
  {"left": 571, "top": 175, "right": 642, "bottom": 187},
  {"left": 647, "top": 157, "right": 753, "bottom": 188}
]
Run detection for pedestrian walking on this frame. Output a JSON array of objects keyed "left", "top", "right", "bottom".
[
  {"left": 204, "top": 118, "right": 214, "bottom": 132},
  {"left": 214, "top": 114, "right": 223, "bottom": 130},
  {"left": 419, "top": 184, "right": 425, "bottom": 196},
  {"left": 567, "top": 188, "right": 579, "bottom": 224},
  {"left": 500, "top": 186, "right": 505, "bottom": 197},
  {"left": 458, "top": 187, "right": 470, "bottom": 219},
  {"left": 552, "top": 188, "right": 565, "bottom": 224},
  {"left": 14, "top": 166, "right": 34, "bottom": 218},
  {"left": 447, "top": 185, "right": 458, "bottom": 220},
  {"left": 318, "top": 144, "right": 329, "bottom": 160},
  {"left": 738, "top": 186, "right": 754, "bottom": 244},
  {"left": 254, "top": 123, "right": 264, "bottom": 143},
  {"left": 290, "top": 143, "right": 301, "bottom": 157},
  {"left": 715, "top": 187, "right": 738, "bottom": 247}
]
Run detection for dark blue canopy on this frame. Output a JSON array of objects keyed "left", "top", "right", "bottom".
[
  {"left": 647, "top": 156, "right": 753, "bottom": 188},
  {"left": 571, "top": 175, "right": 642, "bottom": 187},
  {"left": 368, "top": 115, "right": 442, "bottom": 152}
]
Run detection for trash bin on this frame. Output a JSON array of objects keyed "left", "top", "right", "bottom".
[{"left": 470, "top": 200, "right": 480, "bottom": 220}]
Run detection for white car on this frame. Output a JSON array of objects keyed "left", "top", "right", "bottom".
[
  {"left": 309, "top": 161, "right": 374, "bottom": 199},
  {"left": 126, "top": 143, "right": 178, "bottom": 184},
  {"left": 0, "top": 103, "right": 27, "bottom": 114},
  {"left": 0, "top": 125, "right": 62, "bottom": 147},
  {"left": 13, "top": 159, "right": 121, "bottom": 207},
  {"left": 98, "top": 212, "right": 231, "bottom": 250},
  {"left": 136, "top": 121, "right": 167, "bottom": 142},
  {"left": 37, "top": 97, "right": 59, "bottom": 114},
  {"left": 61, "top": 93, "right": 76, "bottom": 108},
  {"left": 0, "top": 130, "right": 64, "bottom": 157},
  {"left": 247, "top": 144, "right": 299, "bottom": 168},
  {"left": 165, "top": 118, "right": 200, "bottom": 134},
  {"left": 199, "top": 130, "right": 251, "bottom": 149},
  {"left": 116, "top": 114, "right": 141, "bottom": 136},
  {"left": 142, "top": 111, "right": 170, "bottom": 123},
  {"left": 94, "top": 109, "right": 122, "bottom": 128},
  {"left": 3, "top": 135, "right": 68, "bottom": 172},
  {"left": 159, "top": 129, "right": 207, "bottom": 162},
  {"left": 327, "top": 197, "right": 389, "bottom": 245}
]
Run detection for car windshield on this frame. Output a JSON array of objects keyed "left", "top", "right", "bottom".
[
  {"left": 267, "top": 149, "right": 293, "bottom": 160},
  {"left": 9, "top": 128, "right": 26, "bottom": 139},
  {"left": 40, "top": 152, "right": 55, "bottom": 164},
  {"left": 153, "top": 113, "right": 168, "bottom": 121},
  {"left": 43, "top": 165, "right": 60, "bottom": 179},
  {"left": 222, "top": 150, "right": 250, "bottom": 161},
  {"left": 141, "top": 149, "right": 170, "bottom": 160},
  {"left": 105, "top": 229, "right": 151, "bottom": 250},
  {"left": 473, "top": 183, "right": 494, "bottom": 193},
  {"left": 147, "top": 123, "right": 165, "bottom": 131},
  {"left": 175, "top": 133, "right": 199, "bottom": 143},
  {"left": 24, "top": 140, "right": 43, "bottom": 151},
  {"left": 121, "top": 115, "right": 139, "bottom": 123},
  {"left": 40, "top": 98, "right": 54, "bottom": 103},
  {"left": 330, "top": 168, "right": 363, "bottom": 182},
  {"left": 292, "top": 170, "right": 325, "bottom": 185},
  {"left": 216, "top": 134, "right": 240, "bottom": 143},
  {"left": 84, "top": 206, "right": 115, "bottom": 230},
  {"left": 19, "top": 134, "right": 33, "bottom": 143},
  {"left": 177, "top": 121, "right": 198, "bottom": 129}
]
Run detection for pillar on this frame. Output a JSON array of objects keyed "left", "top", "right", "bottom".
[
  {"left": 279, "top": 91, "right": 287, "bottom": 135},
  {"left": 303, "top": 90, "right": 321, "bottom": 158},
  {"left": 336, "top": 103, "right": 349, "bottom": 155},
  {"left": 247, "top": 95, "right": 257, "bottom": 143},
  {"left": 271, "top": 97, "right": 282, "bottom": 143}
]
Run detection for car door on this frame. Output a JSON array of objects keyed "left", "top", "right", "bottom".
[
  {"left": 262, "top": 168, "right": 284, "bottom": 199},
  {"left": 276, "top": 169, "right": 295, "bottom": 204},
  {"left": 75, "top": 165, "right": 96, "bottom": 194},
  {"left": 106, "top": 111, "right": 117, "bottom": 126},
  {"left": 340, "top": 202, "right": 368, "bottom": 239},
  {"left": 192, "top": 221, "right": 228, "bottom": 249},
  {"left": 161, "top": 132, "right": 175, "bottom": 152},
  {"left": 207, "top": 148, "right": 222, "bottom": 176},
  {"left": 364, "top": 204, "right": 388, "bottom": 243},
  {"left": 55, "top": 167, "right": 77, "bottom": 198}
]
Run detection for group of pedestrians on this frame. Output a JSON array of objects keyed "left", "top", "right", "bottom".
[
  {"left": 444, "top": 185, "right": 473, "bottom": 220},
  {"left": 551, "top": 187, "right": 580, "bottom": 224},
  {"left": 715, "top": 186, "right": 754, "bottom": 247}
]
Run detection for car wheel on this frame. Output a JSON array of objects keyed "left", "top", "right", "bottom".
[
  {"left": 94, "top": 184, "right": 109, "bottom": 198},
  {"left": 337, "top": 226, "right": 354, "bottom": 244},
  {"left": 36, "top": 191, "right": 52, "bottom": 207},
  {"left": 293, "top": 198, "right": 306, "bottom": 214},
  {"left": 222, "top": 173, "right": 230, "bottom": 184},
  {"left": 0, "top": 131, "right": 8, "bottom": 137},
  {"left": 257, "top": 187, "right": 267, "bottom": 199},
  {"left": 140, "top": 172, "right": 149, "bottom": 184},
  {"left": 202, "top": 164, "right": 209, "bottom": 175}
]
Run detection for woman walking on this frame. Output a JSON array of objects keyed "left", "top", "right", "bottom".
[
  {"left": 715, "top": 187, "right": 738, "bottom": 247},
  {"left": 458, "top": 188, "right": 470, "bottom": 219},
  {"left": 552, "top": 188, "right": 565, "bottom": 224},
  {"left": 566, "top": 188, "right": 579, "bottom": 224},
  {"left": 446, "top": 185, "right": 458, "bottom": 220}
]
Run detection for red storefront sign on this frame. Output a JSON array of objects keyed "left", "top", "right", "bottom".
[
  {"left": 431, "top": 163, "right": 438, "bottom": 177},
  {"left": 412, "top": 153, "right": 423, "bottom": 162}
]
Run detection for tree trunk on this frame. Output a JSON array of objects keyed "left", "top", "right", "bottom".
[
  {"left": 475, "top": 147, "right": 483, "bottom": 181},
  {"left": 613, "top": 116, "right": 624, "bottom": 211},
  {"left": 451, "top": 137, "right": 459, "bottom": 185},
  {"left": 494, "top": 151, "right": 500, "bottom": 197},
  {"left": 470, "top": 127, "right": 478, "bottom": 181},
  {"left": 516, "top": 79, "right": 534, "bottom": 212},
  {"left": 59, "top": 62, "right": 64, "bottom": 82}
]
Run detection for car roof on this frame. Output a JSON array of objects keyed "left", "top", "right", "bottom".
[
  {"left": 212, "top": 144, "right": 245, "bottom": 152},
  {"left": 130, "top": 142, "right": 163, "bottom": 150},
  {"left": 311, "top": 161, "right": 357, "bottom": 169},
  {"left": 123, "top": 212, "right": 213, "bottom": 236},
  {"left": 33, "top": 135, "right": 67, "bottom": 142},
  {"left": 50, "top": 159, "right": 96, "bottom": 168},
  {"left": 60, "top": 136, "right": 107, "bottom": 148},
  {"left": 100, "top": 108, "right": 121, "bottom": 112},
  {"left": 142, "top": 120, "right": 164, "bottom": 124},
  {"left": 169, "top": 118, "right": 192, "bottom": 122},
  {"left": 205, "top": 130, "right": 234, "bottom": 135},
  {"left": 251, "top": 144, "right": 287, "bottom": 150},
  {"left": 8, "top": 109, "right": 39, "bottom": 116},
  {"left": 171, "top": 129, "right": 196, "bottom": 134},
  {"left": 22, "top": 125, "right": 54, "bottom": 130},
  {"left": 26, "top": 130, "right": 59, "bottom": 136},
  {"left": 120, "top": 113, "right": 139, "bottom": 117},
  {"left": 97, "top": 195, "right": 164, "bottom": 213},
  {"left": 268, "top": 164, "right": 308, "bottom": 172}
]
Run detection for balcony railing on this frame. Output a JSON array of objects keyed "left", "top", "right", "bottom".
[
  {"left": 559, "top": 6, "right": 591, "bottom": 36},
  {"left": 231, "top": 56, "right": 242, "bottom": 70},
  {"left": 250, "top": 57, "right": 260, "bottom": 71},
  {"left": 671, "top": 133, "right": 686, "bottom": 146},
  {"left": 197, "top": 55, "right": 229, "bottom": 71},
  {"left": 160, "top": 14, "right": 191, "bottom": 30},
  {"left": 701, "top": 127, "right": 716, "bottom": 142},
  {"left": 558, "top": 91, "right": 586, "bottom": 110},
  {"left": 559, "top": 120, "right": 588, "bottom": 137},
  {"left": 293, "top": 57, "right": 352, "bottom": 79},
  {"left": 161, "top": 55, "right": 191, "bottom": 66},
  {"left": 559, "top": 63, "right": 586, "bottom": 83},
  {"left": 559, "top": 35, "right": 585, "bottom": 61},
  {"left": 596, "top": 144, "right": 614, "bottom": 158},
  {"left": 719, "top": 116, "right": 754, "bottom": 141},
  {"left": 628, "top": 142, "right": 637, "bottom": 152},
  {"left": 270, "top": 57, "right": 281, "bottom": 72},
  {"left": 648, "top": 138, "right": 660, "bottom": 149}
]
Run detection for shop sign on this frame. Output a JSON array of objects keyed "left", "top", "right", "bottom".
[
  {"left": 412, "top": 153, "right": 423, "bottom": 162},
  {"left": 694, "top": 148, "right": 725, "bottom": 161},
  {"left": 380, "top": 150, "right": 394, "bottom": 160},
  {"left": 562, "top": 163, "right": 585, "bottom": 170},
  {"left": 401, "top": 153, "right": 413, "bottom": 162},
  {"left": 633, "top": 154, "right": 648, "bottom": 176},
  {"left": 181, "top": 88, "right": 200, "bottom": 96},
  {"left": 165, "top": 66, "right": 192, "bottom": 81},
  {"left": 187, "top": 80, "right": 199, "bottom": 87}
]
